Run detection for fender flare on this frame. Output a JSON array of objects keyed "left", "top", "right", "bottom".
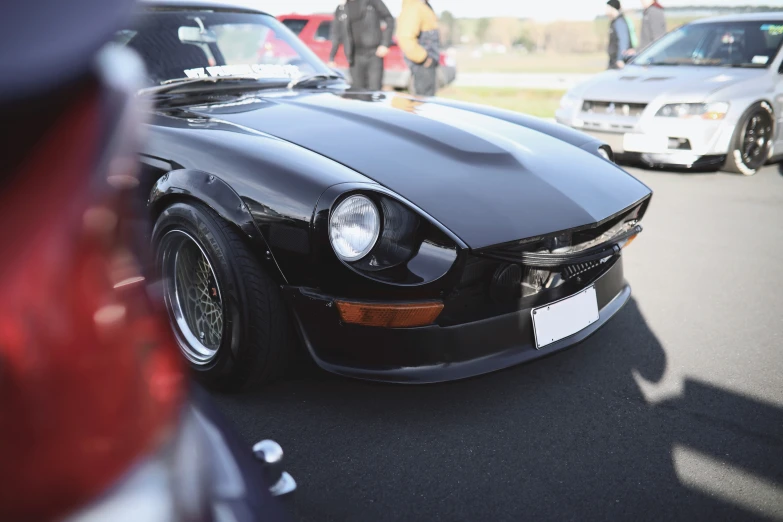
[{"left": 149, "top": 169, "right": 288, "bottom": 283}]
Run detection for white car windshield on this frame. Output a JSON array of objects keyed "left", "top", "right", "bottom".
[
  {"left": 634, "top": 20, "right": 783, "bottom": 68},
  {"left": 117, "top": 9, "right": 331, "bottom": 85}
]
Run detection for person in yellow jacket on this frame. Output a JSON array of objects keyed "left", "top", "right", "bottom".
[{"left": 396, "top": 0, "right": 440, "bottom": 96}]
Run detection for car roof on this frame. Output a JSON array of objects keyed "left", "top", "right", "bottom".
[
  {"left": 690, "top": 12, "right": 783, "bottom": 24},
  {"left": 138, "top": 0, "right": 270, "bottom": 15}
]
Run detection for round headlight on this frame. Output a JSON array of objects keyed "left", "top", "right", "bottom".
[{"left": 329, "top": 195, "right": 380, "bottom": 261}]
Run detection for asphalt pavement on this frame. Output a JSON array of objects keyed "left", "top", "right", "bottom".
[{"left": 214, "top": 163, "right": 783, "bottom": 522}]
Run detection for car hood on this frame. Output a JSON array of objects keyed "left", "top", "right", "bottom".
[
  {"left": 572, "top": 65, "right": 765, "bottom": 103},
  {"left": 185, "top": 90, "right": 651, "bottom": 249}
]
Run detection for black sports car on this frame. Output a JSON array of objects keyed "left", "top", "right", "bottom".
[{"left": 125, "top": 1, "right": 652, "bottom": 389}]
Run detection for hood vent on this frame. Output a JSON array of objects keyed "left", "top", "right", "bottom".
[{"left": 643, "top": 77, "right": 673, "bottom": 82}]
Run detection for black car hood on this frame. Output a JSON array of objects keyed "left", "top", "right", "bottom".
[{"left": 186, "top": 91, "right": 651, "bottom": 249}]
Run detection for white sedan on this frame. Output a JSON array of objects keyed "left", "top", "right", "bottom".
[{"left": 556, "top": 13, "right": 783, "bottom": 175}]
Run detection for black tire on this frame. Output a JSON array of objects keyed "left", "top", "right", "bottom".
[
  {"left": 153, "top": 201, "right": 289, "bottom": 392},
  {"left": 724, "top": 101, "right": 774, "bottom": 176}
]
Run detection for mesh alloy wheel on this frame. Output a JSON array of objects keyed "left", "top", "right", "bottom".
[
  {"left": 740, "top": 110, "right": 773, "bottom": 172},
  {"left": 160, "top": 230, "right": 224, "bottom": 365},
  {"left": 726, "top": 102, "right": 774, "bottom": 176}
]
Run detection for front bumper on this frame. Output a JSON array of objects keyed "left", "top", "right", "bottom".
[
  {"left": 556, "top": 108, "right": 736, "bottom": 167},
  {"left": 284, "top": 256, "right": 629, "bottom": 383}
]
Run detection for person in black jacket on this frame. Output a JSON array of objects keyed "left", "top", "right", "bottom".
[
  {"left": 329, "top": 0, "right": 395, "bottom": 91},
  {"left": 606, "top": 0, "right": 631, "bottom": 69}
]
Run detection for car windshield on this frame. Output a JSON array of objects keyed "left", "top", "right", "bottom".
[
  {"left": 634, "top": 20, "right": 783, "bottom": 68},
  {"left": 117, "top": 9, "right": 331, "bottom": 86}
]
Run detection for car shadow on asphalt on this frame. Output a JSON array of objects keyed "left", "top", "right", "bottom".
[{"left": 213, "top": 298, "right": 783, "bottom": 522}]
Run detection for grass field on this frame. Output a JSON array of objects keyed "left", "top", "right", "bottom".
[
  {"left": 456, "top": 51, "right": 606, "bottom": 74},
  {"left": 437, "top": 86, "right": 566, "bottom": 118}
]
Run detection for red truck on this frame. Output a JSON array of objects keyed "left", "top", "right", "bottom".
[{"left": 277, "top": 13, "right": 456, "bottom": 91}]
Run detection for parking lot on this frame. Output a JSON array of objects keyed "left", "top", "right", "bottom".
[{"left": 214, "top": 163, "right": 783, "bottom": 521}]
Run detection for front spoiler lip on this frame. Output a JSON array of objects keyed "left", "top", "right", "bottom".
[
  {"left": 618, "top": 152, "right": 728, "bottom": 169},
  {"left": 307, "top": 285, "right": 630, "bottom": 384},
  {"left": 284, "top": 258, "right": 630, "bottom": 384}
]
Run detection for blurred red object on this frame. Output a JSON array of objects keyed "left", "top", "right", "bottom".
[
  {"left": 277, "top": 13, "right": 456, "bottom": 89},
  {"left": 0, "top": 75, "right": 184, "bottom": 521}
]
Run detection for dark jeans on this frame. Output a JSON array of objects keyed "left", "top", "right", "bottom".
[
  {"left": 350, "top": 50, "right": 384, "bottom": 91},
  {"left": 411, "top": 63, "right": 438, "bottom": 97}
]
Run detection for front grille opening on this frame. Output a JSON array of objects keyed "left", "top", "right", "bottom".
[
  {"left": 442, "top": 258, "right": 607, "bottom": 326},
  {"left": 668, "top": 137, "right": 692, "bottom": 150},
  {"left": 582, "top": 100, "right": 647, "bottom": 118},
  {"left": 441, "top": 202, "right": 648, "bottom": 326},
  {"left": 582, "top": 121, "right": 634, "bottom": 131},
  {"left": 562, "top": 260, "right": 603, "bottom": 280}
]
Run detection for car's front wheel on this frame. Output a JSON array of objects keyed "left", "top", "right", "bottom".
[
  {"left": 725, "top": 101, "right": 774, "bottom": 176},
  {"left": 153, "top": 201, "right": 289, "bottom": 391}
]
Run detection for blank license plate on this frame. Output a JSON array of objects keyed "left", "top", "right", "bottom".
[
  {"left": 532, "top": 286, "right": 599, "bottom": 349},
  {"left": 623, "top": 133, "right": 668, "bottom": 153}
]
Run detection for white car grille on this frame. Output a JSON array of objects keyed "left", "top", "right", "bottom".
[{"left": 579, "top": 100, "right": 648, "bottom": 132}]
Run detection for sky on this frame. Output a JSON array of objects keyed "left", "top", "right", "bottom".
[{"left": 243, "top": 0, "right": 783, "bottom": 21}]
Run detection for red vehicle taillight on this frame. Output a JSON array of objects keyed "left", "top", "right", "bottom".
[{"left": 0, "top": 80, "right": 184, "bottom": 521}]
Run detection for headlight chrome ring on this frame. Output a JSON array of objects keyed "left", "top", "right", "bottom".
[{"left": 329, "top": 194, "right": 381, "bottom": 262}]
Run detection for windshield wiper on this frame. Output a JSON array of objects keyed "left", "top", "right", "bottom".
[
  {"left": 287, "top": 73, "right": 345, "bottom": 89},
  {"left": 139, "top": 76, "right": 289, "bottom": 96}
]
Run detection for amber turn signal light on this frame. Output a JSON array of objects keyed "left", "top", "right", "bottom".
[
  {"left": 621, "top": 234, "right": 638, "bottom": 249},
  {"left": 335, "top": 300, "right": 444, "bottom": 328}
]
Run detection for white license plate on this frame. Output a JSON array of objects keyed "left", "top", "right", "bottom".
[
  {"left": 532, "top": 286, "right": 599, "bottom": 349},
  {"left": 623, "top": 133, "right": 668, "bottom": 153}
]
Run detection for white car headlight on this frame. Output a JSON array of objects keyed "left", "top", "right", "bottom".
[
  {"left": 655, "top": 102, "right": 729, "bottom": 120},
  {"left": 329, "top": 195, "right": 380, "bottom": 262}
]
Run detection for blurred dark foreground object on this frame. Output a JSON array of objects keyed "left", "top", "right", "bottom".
[{"left": 0, "top": 4, "right": 293, "bottom": 521}]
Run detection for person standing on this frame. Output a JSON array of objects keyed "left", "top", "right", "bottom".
[
  {"left": 396, "top": 0, "right": 440, "bottom": 96},
  {"left": 328, "top": 0, "right": 395, "bottom": 92},
  {"left": 639, "top": 0, "right": 667, "bottom": 49},
  {"left": 606, "top": 0, "right": 631, "bottom": 69}
]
